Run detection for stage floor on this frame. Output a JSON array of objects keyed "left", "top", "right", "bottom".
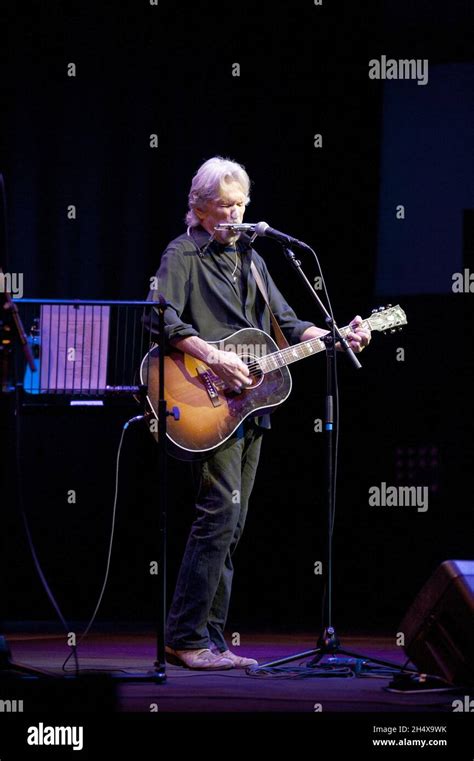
[{"left": 1, "top": 627, "right": 464, "bottom": 714}]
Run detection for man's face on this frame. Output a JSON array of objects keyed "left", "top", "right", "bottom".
[{"left": 196, "top": 180, "right": 247, "bottom": 244}]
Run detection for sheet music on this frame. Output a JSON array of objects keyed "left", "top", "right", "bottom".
[{"left": 39, "top": 305, "right": 110, "bottom": 393}]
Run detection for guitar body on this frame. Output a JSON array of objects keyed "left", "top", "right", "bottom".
[{"left": 140, "top": 327, "right": 292, "bottom": 455}]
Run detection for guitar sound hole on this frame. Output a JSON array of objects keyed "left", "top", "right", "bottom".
[{"left": 241, "top": 354, "right": 264, "bottom": 389}]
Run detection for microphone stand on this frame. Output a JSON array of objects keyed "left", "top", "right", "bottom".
[
  {"left": 257, "top": 246, "right": 411, "bottom": 673},
  {"left": 117, "top": 293, "right": 169, "bottom": 683}
]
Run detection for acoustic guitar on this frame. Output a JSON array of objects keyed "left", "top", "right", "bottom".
[{"left": 140, "top": 304, "right": 407, "bottom": 456}]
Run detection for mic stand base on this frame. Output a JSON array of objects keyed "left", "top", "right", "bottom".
[{"left": 256, "top": 626, "right": 418, "bottom": 673}]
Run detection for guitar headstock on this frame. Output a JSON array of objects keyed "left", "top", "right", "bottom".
[{"left": 367, "top": 304, "right": 407, "bottom": 334}]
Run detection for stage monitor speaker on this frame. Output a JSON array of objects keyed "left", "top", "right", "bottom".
[{"left": 399, "top": 559, "right": 474, "bottom": 686}]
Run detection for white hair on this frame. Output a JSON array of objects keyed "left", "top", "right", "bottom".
[{"left": 185, "top": 156, "right": 251, "bottom": 227}]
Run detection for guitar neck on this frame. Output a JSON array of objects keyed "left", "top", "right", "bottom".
[{"left": 259, "top": 320, "right": 372, "bottom": 373}]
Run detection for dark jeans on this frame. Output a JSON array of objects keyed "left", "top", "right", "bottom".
[{"left": 166, "top": 422, "right": 263, "bottom": 652}]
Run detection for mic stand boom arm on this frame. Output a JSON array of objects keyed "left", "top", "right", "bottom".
[{"left": 280, "top": 248, "right": 361, "bottom": 370}]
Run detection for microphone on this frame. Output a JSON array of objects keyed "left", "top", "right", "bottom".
[
  {"left": 253, "top": 221, "right": 311, "bottom": 251},
  {"left": 214, "top": 221, "right": 311, "bottom": 250}
]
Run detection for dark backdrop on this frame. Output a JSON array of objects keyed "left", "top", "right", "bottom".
[{"left": 1, "top": 0, "right": 473, "bottom": 636}]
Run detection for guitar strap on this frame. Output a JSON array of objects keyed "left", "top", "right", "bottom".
[{"left": 250, "top": 260, "right": 289, "bottom": 350}]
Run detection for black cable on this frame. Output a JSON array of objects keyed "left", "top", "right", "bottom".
[
  {"left": 14, "top": 394, "right": 143, "bottom": 676},
  {"left": 61, "top": 414, "right": 144, "bottom": 672},
  {"left": 14, "top": 387, "right": 79, "bottom": 676}
]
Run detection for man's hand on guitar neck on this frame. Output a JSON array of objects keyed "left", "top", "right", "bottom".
[
  {"left": 170, "top": 335, "right": 252, "bottom": 393},
  {"left": 345, "top": 315, "right": 371, "bottom": 352},
  {"left": 300, "top": 315, "right": 371, "bottom": 354}
]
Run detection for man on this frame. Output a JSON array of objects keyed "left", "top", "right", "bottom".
[{"left": 148, "top": 156, "right": 370, "bottom": 670}]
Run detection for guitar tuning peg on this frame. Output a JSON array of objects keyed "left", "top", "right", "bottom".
[
  {"left": 386, "top": 303, "right": 392, "bottom": 308},
  {"left": 390, "top": 328, "right": 396, "bottom": 333},
  {"left": 371, "top": 308, "right": 377, "bottom": 314},
  {"left": 378, "top": 306, "right": 384, "bottom": 312}
]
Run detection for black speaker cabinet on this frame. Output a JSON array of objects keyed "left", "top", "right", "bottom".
[{"left": 399, "top": 560, "right": 474, "bottom": 685}]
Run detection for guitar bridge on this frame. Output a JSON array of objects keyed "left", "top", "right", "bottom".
[{"left": 197, "top": 367, "right": 222, "bottom": 407}]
